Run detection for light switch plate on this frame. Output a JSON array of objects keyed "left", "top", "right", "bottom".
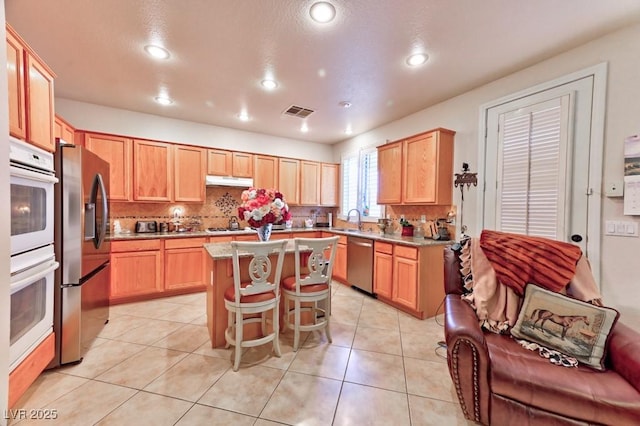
[{"left": 605, "top": 220, "right": 638, "bottom": 237}]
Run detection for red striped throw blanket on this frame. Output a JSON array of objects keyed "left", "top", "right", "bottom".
[{"left": 479, "top": 230, "right": 582, "bottom": 295}]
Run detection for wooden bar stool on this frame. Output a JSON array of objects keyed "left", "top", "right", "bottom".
[
  {"left": 281, "top": 236, "right": 339, "bottom": 351},
  {"left": 224, "top": 240, "right": 287, "bottom": 371}
]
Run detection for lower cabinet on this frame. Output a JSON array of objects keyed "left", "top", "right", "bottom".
[
  {"left": 110, "top": 238, "right": 209, "bottom": 304},
  {"left": 333, "top": 236, "right": 348, "bottom": 283},
  {"left": 373, "top": 242, "right": 445, "bottom": 319},
  {"left": 111, "top": 240, "right": 163, "bottom": 302},
  {"left": 164, "top": 238, "right": 208, "bottom": 291}
]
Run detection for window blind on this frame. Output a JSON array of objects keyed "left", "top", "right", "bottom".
[
  {"left": 497, "top": 97, "right": 567, "bottom": 239},
  {"left": 341, "top": 148, "right": 382, "bottom": 219}
]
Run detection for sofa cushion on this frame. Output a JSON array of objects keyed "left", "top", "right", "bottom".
[
  {"left": 510, "top": 284, "right": 619, "bottom": 370},
  {"left": 486, "top": 332, "right": 640, "bottom": 425}
]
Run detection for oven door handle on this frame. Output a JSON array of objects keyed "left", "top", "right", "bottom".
[
  {"left": 10, "top": 164, "right": 59, "bottom": 184},
  {"left": 10, "top": 261, "right": 60, "bottom": 293}
]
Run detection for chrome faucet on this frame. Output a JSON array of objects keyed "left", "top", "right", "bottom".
[{"left": 347, "top": 208, "right": 362, "bottom": 231}]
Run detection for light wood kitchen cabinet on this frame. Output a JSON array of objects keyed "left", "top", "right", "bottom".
[
  {"left": 320, "top": 163, "right": 338, "bottom": 206},
  {"left": 175, "top": 145, "right": 206, "bottom": 202},
  {"left": 254, "top": 154, "right": 278, "bottom": 189},
  {"left": 164, "top": 238, "right": 208, "bottom": 291},
  {"left": 6, "top": 24, "right": 56, "bottom": 152},
  {"left": 278, "top": 158, "right": 300, "bottom": 205},
  {"left": 403, "top": 128, "right": 455, "bottom": 204},
  {"left": 377, "top": 141, "right": 403, "bottom": 204},
  {"left": 300, "top": 160, "right": 321, "bottom": 205},
  {"left": 392, "top": 245, "right": 419, "bottom": 310},
  {"left": 207, "top": 149, "right": 254, "bottom": 178},
  {"left": 378, "top": 128, "right": 455, "bottom": 205},
  {"left": 110, "top": 240, "right": 163, "bottom": 302},
  {"left": 133, "top": 139, "right": 173, "bottom": 202},
  {"left": 83, "top": 132, "right": 133, "bottom": 201},
  {"left": 373, "top": 241, "right": 393, "bottom": 299},
  {"left": 54, "top": 115, "right": 74, "bottom": 144},
  {"left": 332, "top": 235, "right": 348, "bottom": 283}
]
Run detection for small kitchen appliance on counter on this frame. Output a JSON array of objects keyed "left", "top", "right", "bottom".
[{"left": 135, "top": 220, "right": 157, "bottom": 233}]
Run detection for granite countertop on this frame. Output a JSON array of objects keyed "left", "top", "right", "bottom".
[{"left": 108, "top": 226, "right": 453, "bottom": 247}]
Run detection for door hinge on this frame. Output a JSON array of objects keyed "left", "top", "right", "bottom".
[{"left": 586, "top": 188, "right": 593, "bottom": 196}]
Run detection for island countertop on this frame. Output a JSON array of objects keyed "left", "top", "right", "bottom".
[{"left": 203, "top": 239, "right": 310, "bottom": 260}]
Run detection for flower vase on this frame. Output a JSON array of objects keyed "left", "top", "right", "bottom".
[{"left": 257, "top": 223, "right": 273, "bottom": 241}]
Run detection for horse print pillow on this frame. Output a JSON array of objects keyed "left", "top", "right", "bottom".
[{"left": 510, "top": 284, "right": 619, "bottom": 370}]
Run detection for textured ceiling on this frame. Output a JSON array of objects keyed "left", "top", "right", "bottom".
[{"left": 6, "top": 0, "right": 640, "bottom": 144}]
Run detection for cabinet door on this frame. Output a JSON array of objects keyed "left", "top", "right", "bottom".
[
  {"left": 377, "top": 141, "right": 403, "bottom": 204},
  {"left": 403, "top": 132, "right": 438, "bottom": 203},
  {"left": 207, "top": 149, "right": 232, "bottom": 176},
  {"left": 232, "top": 152, "right": 254, "bottom": 178},
  {"left": 111, "top": 250, "right": 163, "bottom": 299},
  {"left": 84, "top": 133, "right": 132, "bottom": 201},
  {"left": 392, "top": 256, "right": 419, "bottom": 310},
  {"left": 175, "top": 145, "right": 206, "bottom": 202},
  {"left": 254, "top": 154, "right": 278, "bottom": 189},
  {"left": 165, "top": 247, "right": 208, "bottom": 290},
  {"left": 25, "top": 53, "right": 55, "bottom": 152},
  {"left": 278, "top": 158, "right": 300, "bottom": 205},
  {"left": 61, "top": 122, "right": 74, "bottom": 144},
  {"left": 374, "top": 244, "right": 393, "bottom": 299},
  {"left": 333, "top": 242, "right": 348, "bottom": 282},
  {"left": 7, "top": 30, "right": 26, "bottom": 140},
  {"left": 133, "top": 139, "right": 173, "bottom": 201},
  {"left": 320, "top": 163, "right": 338, "bottom": 206},
  {"left": 300, "top": 161, "right": 320, "bottom": 205}
]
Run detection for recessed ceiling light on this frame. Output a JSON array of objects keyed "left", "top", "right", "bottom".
[
  {"left": 339, "top": 101, "right": 352, "bottom": 108},
  {"left": 301, "top": 123, "right": 309, "bottom": 133},
  {"left": 144, "top": 45, "right": 170, "bottom": 60},
  {"left": 237, "top": 111, "right": 250, "bottom": 122},
  {"left": 261, "top": 79, "right": 278, "bottom": 90},
  {"left": 344, "top": 126, "right": 353, "bottom": 135},
  {"left": 154, "top": 96, "right": 173, "bottom": 105},
  {"left": 309, "top": 2, "right": 336, "bottom": 23},
  {"left": 406, "top": 53, "right": 429, "bottom": 67}
]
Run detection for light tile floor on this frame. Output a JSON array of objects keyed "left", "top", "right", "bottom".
[{"left": 12, "top": 283, "right": 473, "bottom": 426}]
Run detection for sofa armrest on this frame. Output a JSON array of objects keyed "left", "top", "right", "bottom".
[
  {"left": 444, "top": 294, "right": 491, "bottom": 425},
  {"left": 608, "top": 322, "right": 640, "bottom": 393}
]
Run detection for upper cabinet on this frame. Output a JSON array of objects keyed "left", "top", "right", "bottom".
[
  {"left": 278, "top": 158, "right": 300, "bottom": 205},
  {"left": 300, "top": 160, "right": 320, "bottom": 205},
  {"left": 320, "top": 163, "right": 339, "bottom": 206},
  {"left": 83, "top": 132, "right": 133, "bottom": 202},
  {"left": 174, "top": 145, "right": 206, "bottom": 202},
  {"left": 377, "top": 141, "right": 403, "bottom": 204},
  {"left": 54, "top": 115, "right": 75, "bottom": 144},
  {"left": 6, "top": 24, "right": 56, "bottom": 152},
  {"left": 133, "top": 139, "right": 173, "bottom": 202},
  {"left": 254, "top": 154, "right": 278, "bottom": 189},
  {"left": 378, "top": 128, "right": 455, "bottom": 205},
  {"left": 207, "top": 149, "right": 253, "bottom": 178}
]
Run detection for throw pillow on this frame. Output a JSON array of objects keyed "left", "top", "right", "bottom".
[{"left": 510, "top": 283, "right": 619, "bottom": 370}]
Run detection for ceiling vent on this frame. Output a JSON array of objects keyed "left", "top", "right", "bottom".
[{"left": 283, "top": 105, "right": 314, "bottom": 119}]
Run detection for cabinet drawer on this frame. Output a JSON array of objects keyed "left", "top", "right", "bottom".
[
  {"left": 375, "top": 241, "right": 393, "bottom": 255},
  {"left": 336, "top": 235, "right": 347, "bottom": 245},
  {"left": 394, "top": 245, "right": 418, "bottom": 260},
  {"left": 111, "top": 239, "right": 161, "bottom": 252},
  {"left": 165, "top": 237, "right": 207, "bottom": 249}
]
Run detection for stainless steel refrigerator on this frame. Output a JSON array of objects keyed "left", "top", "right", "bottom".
[{"left": 51, "top": 139, "right": 110, "bottom": 367}]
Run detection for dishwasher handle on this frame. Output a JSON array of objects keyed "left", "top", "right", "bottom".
[{"left": 349, "top": 239, "right": 372, "bottom": 248}]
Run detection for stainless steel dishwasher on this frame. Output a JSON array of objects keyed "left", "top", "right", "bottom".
[{"left": 347, "top": 236, "right": 374, "bottom": 295}]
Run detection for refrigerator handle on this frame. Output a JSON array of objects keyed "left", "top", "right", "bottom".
[{"left": 95, "top": 173, "right": 108, "bottom": 249}]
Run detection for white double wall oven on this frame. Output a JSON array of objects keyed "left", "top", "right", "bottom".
[{"left": 9, "top": 136, "right": 59, "bottom": 372}]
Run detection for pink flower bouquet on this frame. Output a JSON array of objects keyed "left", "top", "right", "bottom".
[{"left": 238, "top": 188, "right": 291, "bottom": 227}]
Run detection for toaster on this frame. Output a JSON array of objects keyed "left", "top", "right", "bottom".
[{"left": 135, "top": 220, "right": 158, "bottom": 233}]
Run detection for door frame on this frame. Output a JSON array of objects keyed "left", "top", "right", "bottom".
[{"left": 477, "top": 62, "right": 607, "bottom": 285}]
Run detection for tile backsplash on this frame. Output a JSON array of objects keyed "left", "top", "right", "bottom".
[{"left": 110, "top": 187, "right": 336, "bottom": 232}]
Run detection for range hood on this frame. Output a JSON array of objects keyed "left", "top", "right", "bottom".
[{"left": 205, "top": 175, "right": 254, "bottom": 188}]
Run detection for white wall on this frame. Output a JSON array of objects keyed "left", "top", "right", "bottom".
[
  {"left": 55, "top": 99, "right": 334, "bottom": 163},
  {"left": 1, "top": 2, "right": 11, "bottom": 421},
  {"left": 333, "top": 23, "right": 640, "bottom": 323}
]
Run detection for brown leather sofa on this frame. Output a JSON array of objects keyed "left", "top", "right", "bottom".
[{"left": 443, "top": 245, "right": 640, "bottom": 425}]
